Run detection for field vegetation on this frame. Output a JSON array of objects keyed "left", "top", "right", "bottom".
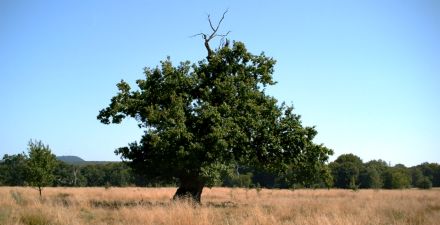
[{"left": 1, "top": 187, "right": 439, "bottom": 225}]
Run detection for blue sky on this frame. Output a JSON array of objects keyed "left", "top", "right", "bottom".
[{"left": 1, "top": 0, "right": 439, "bottom": 166}]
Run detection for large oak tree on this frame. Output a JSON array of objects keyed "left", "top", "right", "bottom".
[{"left": 98, "top": 24, "right": 332, "bottom": 202}]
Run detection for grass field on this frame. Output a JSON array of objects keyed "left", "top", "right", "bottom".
[{"left": 0, "top": 187, "right": 439, "bottom": 225}]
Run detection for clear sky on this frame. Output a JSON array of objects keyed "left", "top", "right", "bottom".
[{"left": 1, "top": 0, "right": 439, "bottom": 166}]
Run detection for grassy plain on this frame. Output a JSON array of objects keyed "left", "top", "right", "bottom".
[{"left": 0, "top": 187, "right": 439, "bottom": 225}]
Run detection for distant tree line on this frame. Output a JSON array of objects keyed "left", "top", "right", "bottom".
[
  {"left": 0, "top": 154, "right": 135, "bottom": 188},
  {"left": 1, "top": 151, "right": 438, "bottom": 189},
  {"left": 329, "top": 154, "right": 439, "bottom": 190}
]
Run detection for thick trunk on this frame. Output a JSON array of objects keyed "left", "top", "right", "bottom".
[{"left": 173, "top": 176, "right": 204, "bottom": 203}]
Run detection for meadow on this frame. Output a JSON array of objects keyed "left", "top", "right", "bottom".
[{"left": 0, "top": 187, "right": 439, "bottom": 225}]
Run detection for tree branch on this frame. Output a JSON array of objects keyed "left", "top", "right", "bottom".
[
  {"left": 191, "top": 10, "right": 230, "bottom": 60},
  {"left": 208, "top": 14, "right": 216, "bottom": 32},
  {"left": 207, "top": 9, "right": 228, "bottom": 41}
]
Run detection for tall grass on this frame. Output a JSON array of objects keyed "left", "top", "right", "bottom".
[{"left": 0, "top": 187, "right": 439, "bottom": 225}]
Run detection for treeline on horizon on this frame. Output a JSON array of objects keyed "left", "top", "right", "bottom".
[{"left": 0, "top": 153, "right": 438, "bottom": 190}]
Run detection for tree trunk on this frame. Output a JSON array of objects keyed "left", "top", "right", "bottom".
[
  {"left": 173, "top": 176, "right": 204, "bottom": 204},
  {"left": 38, "top": 186, "right": 42, "bottom": 198}
]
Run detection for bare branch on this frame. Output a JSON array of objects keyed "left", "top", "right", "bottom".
[
  {"left": 190, "top": 33, "right": 206, "bottom": 38},
  {"left": 208, "top": 14, "right": 216, "bottom": 32},
  {"left": 207, "top": 9, "right": 229, "bottom": 40},
  {"left": 191, "top": 9, "right": 230, "bottom": 60},
  {"left": 215, "top": 10, "right": 228, "bottom": 34},
  {"left": 217, "top": 31, "right": 231, "bottom": 38}
]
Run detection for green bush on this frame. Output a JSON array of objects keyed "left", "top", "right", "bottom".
[
  {"left": 416, "top": 177, "right": 432, "bottom": 189},
  {"left": 383, "top": 168, "right": 411, "bottom": 189}
]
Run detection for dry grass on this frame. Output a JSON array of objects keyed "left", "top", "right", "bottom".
[{"left": 1, "top": 187, "right": 439, "bottom": 225}]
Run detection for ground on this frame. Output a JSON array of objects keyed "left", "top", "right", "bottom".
[{"left": 1, "top": 187, "right": 439, "bottom": 225}]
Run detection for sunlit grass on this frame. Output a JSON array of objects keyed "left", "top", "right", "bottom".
[{"left": 0, "top": 187, "right": 439, "bottom": 225}]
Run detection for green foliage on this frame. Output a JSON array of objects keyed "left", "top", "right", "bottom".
[
  {"left": 251, "top": 169, "right": 276, "bottom": 188},
  {"left": 81, "top": 164, "right": 106, "bottom": 186},
  {"left": 383, "top": 167, "right": 411, "bottom": 189},
  {"left": 26, "top": 140, "right": 57, "bottom": 196},
  {"left": 364, "top": 159, "right": 388, "bottom": 175},
  {"left": 53, "top": 162, "right": 86, "bottom": 187},
  {"left": 97, "top": 41, "right": 332, "bottom": 196},
  {"left": 349, "top": 176, "right": 359, "bottom": 191},
  {"left": 103, "top": 163, "right": 133, "bottom": 186},
  {"left": 416, "top": 177, "right": 432, "bottom": 189},
  {"left": 222, "top": 166, "right": 253, "bottom": 188},
  {"left": 433, "top": 164, "right": 440, "bottom": 187},
  {"left": 80, "top": 163, "right": 133, "bottom": 187},
  {"left": 334, "top": 154, "right": 363, "bottom": 165},
  {"left": 410, "top": 168, "right": 424, "bottom": 187},
  {"left": 359, "top": 167, "right": 383, "bottom": 189},
  {"left": 330, "top": 154, "right": 363, "bottom": 189},
  {"left": 417, "top": 163, "right": 434, "bottom": 180},
  {"left": 0, "top": 153, "right": 28, "bottom": 186},
  {"left": 276, "top": 162, "right": 333, "bottom": 189},
  {"left": 413, "top": 162, "right": 440, "bottom": 187},
  {"left": 1, "top": 148, "right": 438, "bottom": 190}
]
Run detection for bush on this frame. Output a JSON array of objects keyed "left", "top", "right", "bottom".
[
  {"left": 383, "top": 168, "right": 411, "bottom": 189},
  {"left": 416, "top": 177, "right": 432, "bottom": 189}
]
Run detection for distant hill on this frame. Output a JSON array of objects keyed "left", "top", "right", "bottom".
[
  {"left": 57, "top": 155, "right": 85, "bottom": 163},
  {"left": 56, "top": 155, "right": 117, "bottom": 165}
]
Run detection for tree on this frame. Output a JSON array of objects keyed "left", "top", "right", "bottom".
[
  {"left": 416, "top": 177, "right": 432, "bottom": 189},
  {"left": 411, "top": 163, "right": 438, "bottom": 189},
  {"left": 410, "top": 168, "right": 424, "bottom": 187},
  {"left": 432, "top": 163, "right": 440, "bottom": 187},
  {"left": 383, "top": 166, "right": 411, "bottom": 189},
  {"left": 26, "top": 140, "right": 57, "bottom": 197},
  {"left": 329, "top": 154, "right": 363, "bottom": 189},
  {"left": 97, "top": 14, "right": 332, "bottom": 203},
  {"left": 279, "top": 161, "right": 333, "bottom": 189},
  {"left": 414, "top": 162, "right": 440, "bottom": 187},
  {"left": 53, "top": 161, "right": 86, "bottom": 187},
  {"left": 0, "top": 153, "right": 28, "bottom": 186},
  {"left": 81, "top": 164, "right": 106, "bottom": 186},
  {"left": 364, "top": 159, "right": 388, "bottom": 174},
  {"left": 103, "top": 163, "right": 133, "bottom": 187}
]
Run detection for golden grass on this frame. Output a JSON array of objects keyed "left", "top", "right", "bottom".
[{"left": 1, "top": 187, "right": 439, "bottom": 225}]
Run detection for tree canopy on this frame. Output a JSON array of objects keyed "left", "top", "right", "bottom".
[
  {"left": 329, "top": 154, "right": 364, "bottom": 189},
  {"left": 0, "top": 153, "right": 28, "bottom": 186},
  {"left": 26, "top": 140, "right": 57, "bottom": 197},
  {"left": 98, "top": 35, "right": 332, "bottom": 202}
]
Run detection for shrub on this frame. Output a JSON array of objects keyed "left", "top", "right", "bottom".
[{"left": 417, "top": 177, "right": 432, "bottom": 189}]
